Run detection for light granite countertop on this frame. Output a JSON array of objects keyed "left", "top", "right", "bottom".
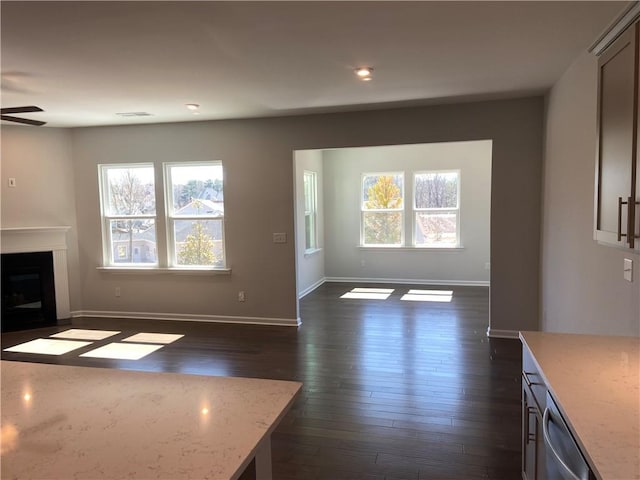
[
  {"left": 0, "top": 361, "right": 302, "bottom": 479},
  {"left": 520, "top": 331, "right": 640, "bottom": 480}
]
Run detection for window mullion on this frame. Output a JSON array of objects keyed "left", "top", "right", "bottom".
[{"left": 155, "top": 162, "right": 169, "bottom": 268}]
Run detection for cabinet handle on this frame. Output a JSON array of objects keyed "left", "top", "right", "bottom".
[
  {"left": 618, "top": 197, "right": 628, "bottom": 241},
  {"left": 526, "top": 406, "right": 537, "bottom": 443},
  {"left": 542, "top": 407, "right": 581, "bottom": 480},
  {"left": 629, "top": 198, "right": 640, "bottom": 248},
  {"left": 618, "top": 197, "right": 640, "bottom": 246},
  {"left": 628, "top": 197, "right": 634, "bottom": 248}
]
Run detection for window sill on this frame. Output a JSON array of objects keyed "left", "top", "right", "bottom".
[
  {"left": 97, "top": 266, "right": 231, "bottom": 275},
  {"left": 304, "top": 248, "right": 323, "bottom": 258},
  {"left": 357, "top": 246, "right": 464, "bottom": 252}
]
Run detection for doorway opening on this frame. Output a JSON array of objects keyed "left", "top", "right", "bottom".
[{"left": 293, "top": 140, "right": 492, "bottom": 325}]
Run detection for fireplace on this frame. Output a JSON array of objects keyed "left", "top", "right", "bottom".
[
  {"left": 2, "top": 252, "right": 57, "bottom": 332},
  {"left": 0, "top": 227, "right": 72, "bottom": 331}
]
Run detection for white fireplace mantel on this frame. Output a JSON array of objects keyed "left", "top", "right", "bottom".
[{"left": 1, "top": 226, "right": 72, "bottom": 319}]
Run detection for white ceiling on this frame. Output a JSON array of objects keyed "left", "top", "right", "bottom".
[{"left": 0, "top": 1, "right": 629, "bottom": 128}]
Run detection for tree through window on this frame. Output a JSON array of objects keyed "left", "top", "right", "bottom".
[
  {"left": 361, "top": 173, "right": 404, "bottom": 246},
  {"left": 166, "top": 163, "right": 225, "bottom": 267},
  {"left": 100, "top": 164, "right": 157, "bottom": 265},
  {"left": 98, "top": 162, "right": 226, "bottom": 269}
]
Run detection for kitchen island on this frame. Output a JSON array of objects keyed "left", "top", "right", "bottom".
[
  {"left": 520, "top": 331, "right": 639, "bottom": 480},
  {"left": 0, "top": 361, "right": 301, "bottom": 479}
]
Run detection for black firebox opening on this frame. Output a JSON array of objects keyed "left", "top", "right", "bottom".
[{"left": 1, "top": 251, "right": 57, "bottom": 332}]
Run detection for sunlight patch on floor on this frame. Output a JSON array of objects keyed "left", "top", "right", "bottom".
[
  {"left": 341, "top": 287, "right": 394, "bottom": 300},
  {"left": 351, "top": 288, "right": 395, "bottom": 294},
  {"left": 401, "top": 289, "right": 453, "bottom": 302},
  {"left": 80, "top": 342, "right": 164, "bottom": 360},
  {"left": 3, "top": 338, "right": 93, "bottom": 355},
  {"left": 50, "top": 329, "right": 121, "bottom": 341},
  {"left": 121, "top": 333, "right": 184, "bottom": 344}
]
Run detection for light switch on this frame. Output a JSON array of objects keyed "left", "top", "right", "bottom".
[
  {"left": 623, "top": 258, "right": 633, "bottom": 282},
  {"left": 8, "top": 178, "right": 16, "bottom": 187},
  {"left": 273, "top": 232, "right": 287, "bottom": 243}
]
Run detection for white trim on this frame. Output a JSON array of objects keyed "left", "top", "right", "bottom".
[
  {"left": 1, "top": 226, "right": 72, "bottom": 319},
  {"left": 298, "top": 277, "right": 326, "bottom": 298},
  {"left": 303, "top": 170, "right": 318, "bottom": 251},
  {"left": 357, "top": 246, "right": 465, "bottom": 252},
  {"left": 0, "top": 226, "right": 71, "bottom": 253},
  {"left": 589, "top": 1, "right": 640, "bottom": 55},
  {"left": 71, "top": 310, "right": 301, "bottom": 327},
  {"left": 96, "top": 266, "right": 231, "bottom": 275},
  {"left": 324, "top": 277, "right": 489, "bottom": 287},
  {"left": 486, "top": 327, "right": 520, "bottom": 339}
]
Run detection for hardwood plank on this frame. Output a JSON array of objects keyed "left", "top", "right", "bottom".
[{"left": 1, "top": 282, "right": 522, "bottom": 480}]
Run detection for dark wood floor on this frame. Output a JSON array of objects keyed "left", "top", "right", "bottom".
[{"left": 1, "top": 282, "right": 522, "bottom": 480}]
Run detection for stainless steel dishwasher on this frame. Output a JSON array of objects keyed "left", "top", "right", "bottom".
[{"left": 543, "top": 391, "right": 596, "bottom": 480}]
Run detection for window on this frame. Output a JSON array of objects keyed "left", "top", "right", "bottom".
[
  {"left": 165, "top": 163, "right": 225, "bottom": 268},
  {"left": 99, "top": 162, "right": 226, "bottom": 270},
  {"left": 303, "top": 171, "right": 318, "bottom": 251},
  {"left": 99, "top": 164, "right": 157, "bottom": 265},
  {"left": 361, "top": 173, "right": 404, "bottom": 246},
  {"left": 414, "top": 171, "right": 460, "bottom": 247}
]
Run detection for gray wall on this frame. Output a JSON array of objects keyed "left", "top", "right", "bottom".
[
  {"left": 542, "top": 51, "right": 640, "bottom": 336},
  {"left": 3, "top": 97, "right": 543, "bottom": 332},
  {"left": 322, "top": 141, "right": 491, "bottom": 284},
  {"left": 0, "top": 126, "right": 82, "bottom": 311},
  {"left": 294, "top": 149, "right": 325, "bottom": 298}
]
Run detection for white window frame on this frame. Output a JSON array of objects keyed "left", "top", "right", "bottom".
[
  {"left": 164, "top": 161, "right": 226, "bottom": 269},
  {"left": 98, "top": 161, "right": 229, "bottom": 272},
  {"left": 98, "top": 163, "right": 158, "bottom": 267},
  {"left": 303, "top": 170, "right": 318, "bottom": 252},
  {"left": 361, "top": 171, "right": 405, "bottom": 247},
  {"left": 413, "top": 170, "right": 461, "bottom": 248}
]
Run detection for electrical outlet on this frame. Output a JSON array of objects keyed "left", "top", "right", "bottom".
[
  {"left": 238, "top": 291, "right": 246, "bottom": 302},
  {"left": 115, "top": 287, "right": 121, "bottom": 297}
]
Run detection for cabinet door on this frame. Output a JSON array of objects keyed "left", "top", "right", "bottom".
[
  {"left": 595, "top": 24, "right": 638, "bottom": 247},
  {"left": 522, "top": 381, "right": 546, "bottom": 480},
  {"left": 635, "top": 24, "right": 640, "bottom": 251}
]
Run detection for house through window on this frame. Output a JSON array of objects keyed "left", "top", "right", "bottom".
[
  {"left": 165, "top": 163, "right": 225, "bottom": 268},
  {"left": 359, "top": 170, "right": 461, "bottom": 248},
  {"left": 99, "top": 164, "right": 157, "bottom": 265},
  {"left": 98, "top": 162, "right": 226, "bottom": 269}
]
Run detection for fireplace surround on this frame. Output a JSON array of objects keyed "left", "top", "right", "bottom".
[{"left": 0, "top": 227, "right": 71, "bottom": 331}]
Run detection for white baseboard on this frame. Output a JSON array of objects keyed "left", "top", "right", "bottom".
[
  {"left": 298, "top": 278, "right": 326, "bottom": 298},
  {"left": 71, "top": 310, "right": 301, "bottom": 327},
  {"left": 486, "top": 327, "right": 520, "bottom": 339},
  {"left": 324, "top": 277, "right": 490, "bottom": 287}
]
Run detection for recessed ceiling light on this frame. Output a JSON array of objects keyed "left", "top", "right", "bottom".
[
  {"left": 185, "top": 103, "right": 200, "bottom": 111},
  {"left": 355, "top": 67, "right": 373, "bottom": 80}
]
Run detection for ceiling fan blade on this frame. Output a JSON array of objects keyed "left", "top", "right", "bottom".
[
  {"left": 1, "top": 114, "right": 46, "bottom": 126},
  {"left": 0, "top": 106, "right": 43, "bottom": 114}
]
